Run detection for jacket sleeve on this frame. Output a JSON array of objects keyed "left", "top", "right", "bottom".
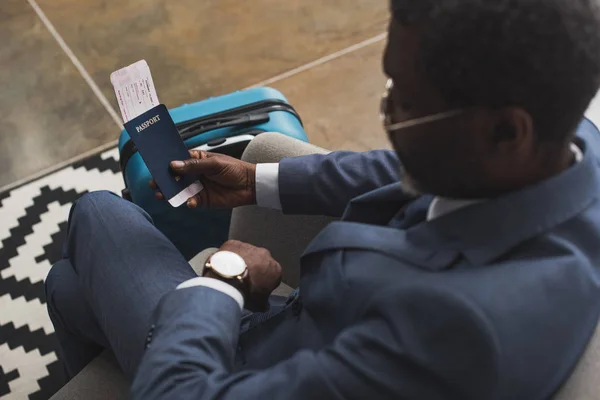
[
  {"left": 277, "top": 150, "right": 402, "bottom": 217},
  {"left": 131, "top": 285, "right": 500, "bottom": 400}
]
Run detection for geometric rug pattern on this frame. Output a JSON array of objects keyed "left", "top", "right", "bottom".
[{"left": 0, "top": 147, "right": 123, "bottom": 399}]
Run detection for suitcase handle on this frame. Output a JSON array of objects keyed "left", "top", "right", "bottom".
[{"left": 179, "top": 113, "right": 270, "bottom": 140}]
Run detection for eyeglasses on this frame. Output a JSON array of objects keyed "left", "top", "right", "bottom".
[{"left": 380, "top": 78, "right": 465, "bottom": 133}]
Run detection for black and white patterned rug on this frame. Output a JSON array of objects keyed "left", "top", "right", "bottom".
[{"left": 0, "top": 147, "right": 124, "bottom": 399}]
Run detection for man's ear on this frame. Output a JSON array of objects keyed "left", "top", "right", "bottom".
[
  {"left": 493, "top": 121, "right": 517, "bottom": 141},
  {"left": 491, "top": 108, "right": 534, "bottom": 153}
]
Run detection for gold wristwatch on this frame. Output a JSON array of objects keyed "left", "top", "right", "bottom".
[{"left": 203, "top": 251, "right": 249, "bottom": 292}]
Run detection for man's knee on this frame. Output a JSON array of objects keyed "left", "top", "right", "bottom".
[
  {"left": 74, "top": 191, "right": 122, "bottom": 216},
  {"left": 45, "top": 260, "right": 77, "bottom": 317},
  {"left": 45, "top": 261, "right": 108, "bottom": 351},
  {"left": 71, "top": 191, "right": 150, "bottom": 227}
]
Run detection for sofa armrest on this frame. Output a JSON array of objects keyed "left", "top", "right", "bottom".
[
  {"left": 553, "top": 321, "right": 600, "bottom": 400},
  {"left": 50, "top": 351, "right": 129, "bottom": 400}
]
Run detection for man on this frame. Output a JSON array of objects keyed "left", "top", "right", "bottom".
[{"left": 46, "top": 0, "right": 600, "bottom": 398}]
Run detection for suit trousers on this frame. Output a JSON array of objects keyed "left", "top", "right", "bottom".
[{"left": 46, "top": 191, "right": 198, "bottom": 380}]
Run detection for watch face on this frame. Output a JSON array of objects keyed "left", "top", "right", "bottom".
[{"left": 209, "top": 251, "right": 247, "bottom": 278}]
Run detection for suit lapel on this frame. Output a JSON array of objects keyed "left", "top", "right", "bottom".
[
  {"left": 302, "top": 221, "right": 461, "bottom": 271},
  {"left": 341, "top": 182, "right": 416, "bottom": 225}
]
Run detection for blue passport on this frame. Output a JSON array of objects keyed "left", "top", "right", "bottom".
[{"left": 124, "top": 105, "right": 203, "bottom": 207}]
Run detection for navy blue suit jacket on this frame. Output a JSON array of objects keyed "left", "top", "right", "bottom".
[{"left": 132, "top": 120, "right": 600, "bottom": 399}]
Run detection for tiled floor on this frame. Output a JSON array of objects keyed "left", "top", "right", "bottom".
[
  {"left": 0, "top": 0, "right": 118, "bottom": 188},
  {"left": 272, "top": 41, "right": 389, "bottom": 151},
  {"left": 1, "top": 0, "right": 391, "bottom": 189}
]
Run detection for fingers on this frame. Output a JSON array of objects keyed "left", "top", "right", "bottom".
[
  {"left": 149, "top": 179, "right": 165, "bottom": 200},
  {"left": 186, "top": 186, "right": 209, "bottom": 208},
  {"left": 196, "top": 150, "right": 220, "bottom": 158},
  {"left": 186, "top": 196, "right": 198, "bottom": 209},
  {"left": 189, "top": 150, "right": 214, "bottom": 160}
]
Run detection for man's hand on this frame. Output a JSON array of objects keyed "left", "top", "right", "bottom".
[
  {"left": 219, "top": 240, "right": 282, "bottom": 312},
  {"left": 150, "top": 150, "right": 257, "bottom": 209}
]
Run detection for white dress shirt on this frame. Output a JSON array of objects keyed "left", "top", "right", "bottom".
[{"left": 177, "top": 143, "right": 584, "bottom": 309}]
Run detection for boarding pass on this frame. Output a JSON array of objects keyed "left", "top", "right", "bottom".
[{"left": 110, "top": 60, "right": 160, "bottom": 123}]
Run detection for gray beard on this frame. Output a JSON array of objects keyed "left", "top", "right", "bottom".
[{"left": 399, "top": 166, "right": 422, "bottom": 197}]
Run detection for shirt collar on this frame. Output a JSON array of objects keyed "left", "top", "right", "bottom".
[{"left": 427, "top": 143, "right": 583, "bottom": 221}]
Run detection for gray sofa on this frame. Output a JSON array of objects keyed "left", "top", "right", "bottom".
[{"left": 51, "top": 133, "right": 600, "bottom": 399}]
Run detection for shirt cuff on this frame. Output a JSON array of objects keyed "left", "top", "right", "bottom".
[
  {"left": 255, "top": 163, "right": 282, "bottom": 210},
  {"left": 176, "top": 277, "right": 244, "bottom": 310}
]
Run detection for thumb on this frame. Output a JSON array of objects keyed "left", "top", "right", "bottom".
[{"left": 170, "top": 158, "right": 221, "bottom": 175}]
